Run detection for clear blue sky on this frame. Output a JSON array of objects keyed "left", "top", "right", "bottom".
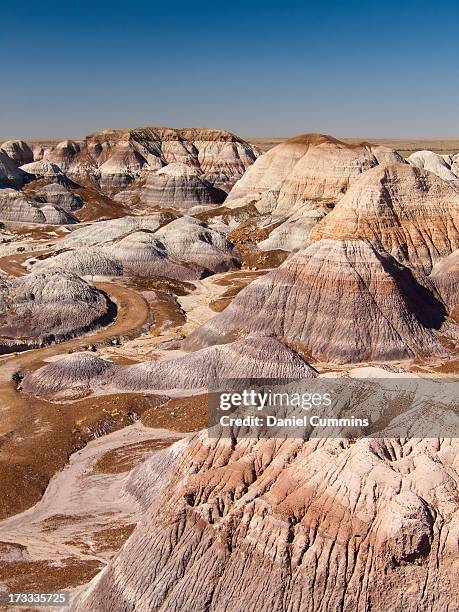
[{"left": 2, "top": 0, "right": 458, "bottom": 140}]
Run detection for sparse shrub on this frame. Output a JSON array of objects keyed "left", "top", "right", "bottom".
[{"left": 11, "top": 371, "right": 23, "bottom": 385}]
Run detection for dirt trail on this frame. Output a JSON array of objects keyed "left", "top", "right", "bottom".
[
  {"left": 0, "top": 281, "right": 150, "bottom": 383},
  {"left": 0, "top": 244, "right": 259, "bottom": 520},
  {"left": 0, "top": 245, "right": 152, "bottom": 519}
]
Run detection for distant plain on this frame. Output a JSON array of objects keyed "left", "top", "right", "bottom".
[{"left": 248, "top": 137, "right": 459, "bottom": 156}]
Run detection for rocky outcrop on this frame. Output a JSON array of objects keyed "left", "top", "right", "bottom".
[
  {"left": 0, "top": 140, "right": 33, "bottom": 166},
  {"left": 57, "top": 214, "right": 177, "bottom": 248},
  {"left": 226, "top": 134, "right": 404, "bottom": 215},
  {"left": 97, "top": 141, "right": 148, "bottom": 191},
  {"left": 408, "top": 150, "right": 459, "bottom": 188},
  {"left": 33, "top": 216, "right": 239, "bottom": 280},
  {"left": 71, "top": 396, "right": 459, "bottom": 612},
  {"left": 222, "top": 134, "right": 405, "bottom": 251},
  {"left": 0, "top": 271, "right": 113, "bottom": 352},
  {"left": 0, "top": 188, "right": 78, "bottom": 224},
  {"left": 139, "top": 163, "right": 227, "bottom": 210},
  {"left": 38, "top": 127, "right": 259, "bottom": 194},
  {"left": 34, "top": 183, "right": 84, "bottom": 212},
  {"left": 0, "top": 151, "right": 31, "bottom": 189},
  {"left": 20, "top": 159, "right": 69, "bottom": 185},
  {"left": 22, "top": 337, "right": 317, "bottom": 398},
  {"left": 185, "top": 239, "right": 449, "bottom": 363},
  {"left": 310, "top": 163, "right": 459, "bottom": 273}
]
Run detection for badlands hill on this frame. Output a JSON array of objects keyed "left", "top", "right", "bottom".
[
  {"left": 32, "top": 183, "right": 84, "bottom": 212},
  {"left": 310, "top": 163, "right": 459, "bottom": 273},
  {"left": 0, "top": 140, "right": 33, "bottom": 166},
  {"left": 72, "top": 420, "right": 459, "bottom": 612},
  {"left": 32, "top": 215, "right": 240, "bottom": 280},
  {"left": 139, "top": 162, "right": 227, "bottom": 210},
  {"left": 0, "top": 188, "right": 78, "bottom": 224},
  {"left": 36, "top": 126, "right": 259, "bottom": 195},
  {"left": 222, "top": 133, "right": 405, "bottom": 251},
  {"left": 0, "top": 150, "right": 31, "bottom": 189},
  {"left": 1, "top": 128, "right": 459, "bottom": 608},
  {"left": 0, "top": 271, "right": 113, "bottom": 352},
  {"left": 185, "top": 239, "right": 449, "bottom": 363},
  {"left": 20, "top": 160, "right": 71, "bottom": 185},
  {"left": 0, "top": 126, "right": 259, "bottom": 223},
  {"left": 21, "top": 337, "right": 317, "bottom": 398},
  {"left": 226, "top": 134, "right": 404, "bottom": 211}
]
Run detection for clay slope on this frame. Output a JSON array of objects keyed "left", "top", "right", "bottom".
[
  {"left": 430, "top": 249, "right": 459, "bottom": 315},
  {"left": 408, "top": 150, "right": 459, "bottom": 188},
  {"left": 22, "top": 337, "right": 317, "bottom": 398},
  {"left": 0, "top": 188, "right": 78, "bottom": 224},
  {"left": 219, "top": 133, "right": 405, "bottom": 252},
  {"left": 311, "top": 163, "right": 459, "bottom": 273},
  {"left": 185, "top": 239, "right": 449, "bottom": 363},
  {"left": 20, "top": 160, "right": 70, "bottom": 185},
  {"left": 33, "top": 183, "right": 84, "bottom": 212},
  {"left": 0, "top": 271, "right": 113, "bottom": 352},
  {"left": 72, "top": 409, "right": 459, "bottom": 612},
  {"left": 32, "top": 216, "right": 240, "bottom": 280},
  {"left": 139, "top": 163, "right": 227, "bottom": 210},
  {"left": 0, "top": 150, "right": 31, "bottom": 189},
  {"left": 0, "top": 140, "right": 33, "bottom": 166},
  {"left": 226, "top": 133, "right": 404, "bottom": 215},
  {"left": 39, "top": 126, "right": 259, "bottom": 193},
  {"left": 58, "top": 214, "right": 176, "bottom": 248}
]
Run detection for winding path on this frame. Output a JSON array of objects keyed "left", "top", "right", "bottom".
[{"left": 0, "top": 246, "right": 151, "bottom": 519}]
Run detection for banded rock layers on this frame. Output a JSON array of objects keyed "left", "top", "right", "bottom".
[
  {"left": 186, "top": 239, "right": 449, "bottom": 363},
  {"left": 37, "top": 127, "right": 259, "bottom": 195},
  {"left": 310, "top": 163, "right": 459, "bottom": 273},
  {"left": 0, "top": 151, "right": 30, "bottom": 189},
  {"left": 0, "top": 189, "right": 78, "bottom": 224},
  {"left": 222, "top": 134, "right": 405, "bottom": 251},
  {"left": 32, "top": 216, "right": 239, "bottom": 280},
  {"left": 72, "top": 428, "right": 459, "bottom": 612},
  {"left": 226, "top": 133, "right": 404, "bottom": 215},
  {"left": 430, "top": 249, "right": 459, "bottom": 315},
  {"left": 139, "top": 163, "right": 227, "bottom": 210},
  {"left": 0, "top": 271, "right": 113, "bottom": 352},
  {"left": 0, "top": 140, "right": 33, "bottom": 167},
  {"left": 22, "top": 337, "right": 317, "bottom": 399}
]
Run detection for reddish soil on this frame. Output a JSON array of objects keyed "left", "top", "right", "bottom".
[
  {"left": 141, "top": 395, "right": 208, "bottom": 432},
  {"left": 0, "top": 280, "right": 152, "bottom": 520},
  {"left": 92, "top": 438, "right": 180, "bottom": 474}
]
